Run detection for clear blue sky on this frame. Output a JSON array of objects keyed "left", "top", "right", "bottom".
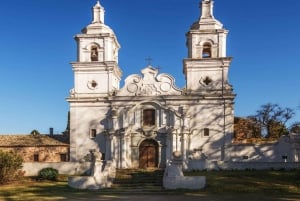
[{"left": 0, "top": 0, "right": 299, "bottom": 134}]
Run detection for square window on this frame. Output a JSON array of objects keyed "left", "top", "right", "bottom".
[
  {"left": 101, "top": 153, "right": 105, "bottom": 161},
  {"left": 60, "top": 154, "right": 67, "bottom": 162},
  {"left": 33, "top": 154, "right": 39, "bottom": 162},
  {"left": 204, "top": 128, "right": 210, "bottom": 137},
  {"left": 143, "top": 109, "right": 155, "bottom": 126},
  {"left": 90, "top": 129, "right": 97, "bottom": 138}
]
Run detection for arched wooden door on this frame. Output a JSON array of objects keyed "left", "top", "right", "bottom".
[{"left": 139, "top": 139, "right": 158, "bottom": 169}]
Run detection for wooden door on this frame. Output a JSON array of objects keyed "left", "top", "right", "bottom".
[{"left": 139, "top": 139, "right": 158, "bottom": 169}]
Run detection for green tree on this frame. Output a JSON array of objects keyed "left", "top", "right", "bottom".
[
  {"left": 290, "top": 122, "right": 300, "bottom": 134},
  {"left": 251, "top": 103, "right": 294, "bottom": 138},
  {"left": 0, "top": 150, "right": 23, "bottom": 184},
  {"left": 30, "top": 130, "right": 40, "bottom": 136}
]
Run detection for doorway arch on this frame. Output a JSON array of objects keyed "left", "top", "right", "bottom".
[{"left": 139, "top": 139, "right": 158, "bottom": 169}]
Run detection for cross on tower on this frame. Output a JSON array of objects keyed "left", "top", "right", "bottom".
[
  {"left": 145, "top": 57, "right": 153, "bottom": 65},
  {"left": 156, "top": 66, "right": 162, "bottom": 72}
]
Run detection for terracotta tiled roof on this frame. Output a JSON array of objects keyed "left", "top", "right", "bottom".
[
  {"left": 48, "top": 134, "right": 70, "bottom": 144},
  {"left": 0, "top": 134, "right": 69, "bottom": 147}
]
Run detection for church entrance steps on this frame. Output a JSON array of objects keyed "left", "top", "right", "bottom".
[{"left": 111, "top": 168, "right": 164, "bottom": 192}]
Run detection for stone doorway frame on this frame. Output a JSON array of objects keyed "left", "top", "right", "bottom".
[{"left": 138, "top": 139, "right": 159, "bottom": 169}]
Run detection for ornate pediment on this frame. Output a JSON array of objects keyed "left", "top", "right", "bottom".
[{"left": 117, "top": 66, "right": 182, "bottom": 96}]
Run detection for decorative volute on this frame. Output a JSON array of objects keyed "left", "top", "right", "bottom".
[{"left": 117, "top": 66, "right": 182, "bottom": 96}]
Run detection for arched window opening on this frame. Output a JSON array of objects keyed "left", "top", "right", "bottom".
[
  {"left": 143, "top": 109, "right": 156, "bottom": 126},
  {"left": 91, "top": 46, "right": 98, "bottom": 61},
  {"left": 202, "top": 43, "right": 212, "bottom": 58}
]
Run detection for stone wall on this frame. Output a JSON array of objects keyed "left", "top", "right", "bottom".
[
  {"left": 228, "top": 136, "right": 295, "bottom": 162},
  {"left": 1, "top": 146, "right": 69, "bottom": 162},
  {"left": 218, "top": 161, "right": 300, "bottom": 170},
  {"left": 186, "top": 160, "right": 300, "bottom": 171}
]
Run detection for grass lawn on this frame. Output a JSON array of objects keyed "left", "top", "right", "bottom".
[
  {"left": 186, "top": 169, "right": 300, "bottom": 194},
  {"left": 0, "top": 170, "right": 300, "bottom": 201}
]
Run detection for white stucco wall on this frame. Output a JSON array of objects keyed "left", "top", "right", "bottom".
[
  {"left": 69, "top": 105, "right": 108, "bottom": 161},
  {"left": 23, "top": 162, "right": 92, "bottom": 176}
]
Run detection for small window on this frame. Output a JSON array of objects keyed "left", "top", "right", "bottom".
[
  {"left": 90, "top": 129, "right": 97, "bottom": 138},
  {"left": 242, "top": 156, "right": 249, "bottom": 160},
  {"left": 60, "top": 154, "right": 67, "bottom": 162},
  {"left": 202, "top": 43, "right": 212, "bottom": 58},
  {"left": 33, "top": 154, "right": 39, "bottom": 162},
  {"left": 143, "top": 109, "right": 156, "bottom": 126},
  {"left": 101, "top": 153, "right": 105, "bottom": 161},
  {"left": 91, "top": 46, "right": 98, "bottom": 61},
  {"left": 203, "top": 128, "right": 210, "bottom": 137}
]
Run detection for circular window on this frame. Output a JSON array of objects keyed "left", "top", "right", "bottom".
[{"left": 87, "top": 80, "right": 98, "bottom": 90}]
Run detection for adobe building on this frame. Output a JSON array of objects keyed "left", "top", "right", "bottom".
[{"left": 0, "top": 134, "right": 69, "bottom": 162}]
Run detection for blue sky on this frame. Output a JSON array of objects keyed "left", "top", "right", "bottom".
[{"left": 0, "top": 0, "right": 299, "bottom": 134}]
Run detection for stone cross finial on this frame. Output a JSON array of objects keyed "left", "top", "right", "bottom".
[
  {"left": 92, "top": 1, "right": 105, "bottom": 23},
  {"left": 201, "top": 0, "right": 214, "bottom": 19},
  {"left": 145, "top": 57, "right": 153, "bottom": 65}
]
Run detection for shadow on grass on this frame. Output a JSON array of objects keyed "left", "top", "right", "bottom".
[{"left": 0, "top": 170, "right": 300, "bottom": 201}]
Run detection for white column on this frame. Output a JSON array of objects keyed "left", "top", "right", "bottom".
[
  {"left": 105, "top": 132, "right": 114, "bottom": 161},
  {"left": 181, "top": 132, "right": 187, "bottom": 161},
  {"left": 119, "top": 132, "right": 125, "bottom": 168}
]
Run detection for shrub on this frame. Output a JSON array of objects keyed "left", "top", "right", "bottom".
[
  {"left": 0, "top": 150, "right": 23, "bottom": 184},
  {"left": 38, "top": 168, "right": 58, "bottom": 181}
]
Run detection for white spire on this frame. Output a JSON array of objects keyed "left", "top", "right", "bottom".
[
  {"left": 201, "top": 0, "right": 214, "bottom": 19},
  {"left": 189, "top": 0, "right": 222, "bottom": 30},
  {"left": 92, "top": 1, "right": 105, "bottom": 23}
]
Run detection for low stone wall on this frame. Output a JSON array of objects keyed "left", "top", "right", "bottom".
[
  {"left": 218, "top": 161, "right": 300, "bottom": 170},
  {"left": 187, "top": 160, "right": 300, "bottom": 171},
  {"left": 22, "top": 162, "right": 92, "bottom": 176}
]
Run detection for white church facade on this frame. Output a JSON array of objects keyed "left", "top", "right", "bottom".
[
  {"left": 66, "top": 0, "right": 300, "bottom": 172},
  {"left": 67, "top": 0, "right": 235, "bottom": 170}
]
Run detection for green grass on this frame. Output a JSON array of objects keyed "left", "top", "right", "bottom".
[
  {"left": 185, "top": 169, "right": 300, "bottom": 195},
  {"left": 0, "top": 170, "right": 299, "bottom": 201}
]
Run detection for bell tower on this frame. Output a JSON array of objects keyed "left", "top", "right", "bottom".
[
  {"left": 183, "top": 0, "right": 232, "bottom": 94},
  {"left": 70, "top": 1, "right": 122, "bottom": 98}
]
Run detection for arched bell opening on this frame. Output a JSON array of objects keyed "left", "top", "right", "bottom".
[
  {"left": 91, "top": 46, "right": 99, "bottom": 61},
  {"left": 202, "top": 42, "right": 212, "bottom": 58}
]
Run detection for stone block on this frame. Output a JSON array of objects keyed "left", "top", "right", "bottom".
[{"left": 68, "top": 176, "right": 100, "bottom": 190}]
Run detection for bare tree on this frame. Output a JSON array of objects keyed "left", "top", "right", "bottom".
[{"left": 251, "top": 103, "right": 295, "bottom": 138}]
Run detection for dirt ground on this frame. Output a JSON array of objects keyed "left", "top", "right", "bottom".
[{"left": 62, "top": 193, "right": 300, "bottom": 201}]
